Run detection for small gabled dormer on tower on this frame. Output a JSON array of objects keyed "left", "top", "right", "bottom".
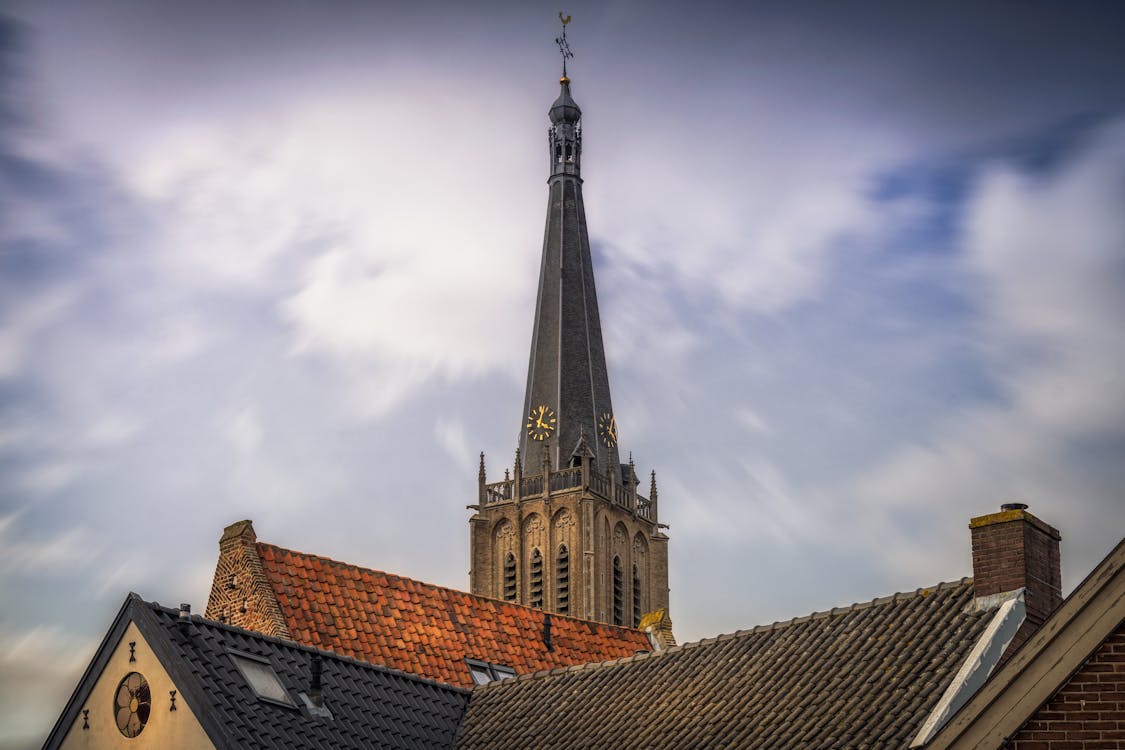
[{"left": 469, "top": 20, "right": 670, "bottom": 632}]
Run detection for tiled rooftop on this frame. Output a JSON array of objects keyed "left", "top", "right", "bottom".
[
  {"left": 137, "top": 597, "right": 468, "bottom": 749},
  {"left": 255, "top": 542, "right": 653, "bottom": 689},
  {"left": 456, "top": 579, "right": 992, "bottom": 749}
]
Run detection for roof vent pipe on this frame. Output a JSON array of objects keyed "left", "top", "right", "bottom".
[
  {"left": 178, "top": 603, "right": 191, "bottom": 632},
  {"left": 543, "top": 612, "right": 554, "bottom": 652},
  {"left": 309, "top": 655, "right": 323, "bottom": 708}
]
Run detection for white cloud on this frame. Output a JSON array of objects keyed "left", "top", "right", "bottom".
[
  {"left": 81, "top": 412, "right": 140, "bottom": 447},
  {"left": 17, "top": 460, "right": 84, "bottom": 496},
  {"left": 435, "top": 419, "right": 473, "bottom": 473},
  {"left": 104, "top": 85, "right": 543, "bottom": 417},
  {"left": 221, "top": 406, "right": 301, "bottom": 510},
  {"left": 830, "top": 118, "right": 1125, "bottom": 587},
  {"left": 0, "top": 624, "right": 98, "bottom": 746},
  {"left": 0, "top": 287, "right": 77, "bottom": 379},
  {"left": 219, "top": 405, "right": 335, "bottom": 514},
  {"left": 0, "top": 523, "right": 95, "bottom": 574},
  {"left": 591, "top": 109, "right": 893, "bottom": 317},
  {"left": 0, "top": 624, "right": 95, "bottom": 670}
]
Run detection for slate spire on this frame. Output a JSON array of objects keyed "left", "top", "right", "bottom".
[{"left": 519, "top": 74, "right": 617, "bottom": 474}]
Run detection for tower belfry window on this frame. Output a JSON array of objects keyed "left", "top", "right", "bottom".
[
  {"left": 529, "top": 549, "right": 544, "bottom": 609},
  {"left": 503, "top": 553, "right": 517, "bottom": 602},
  {"left": 632, "top": 564, "right": 642, "bottom": 627},
  {"left": 612, "top": 556, "right": 623, "bottom": 626},
  {"left": 556, "top": 545, "right": 570, "bottom": 615}
]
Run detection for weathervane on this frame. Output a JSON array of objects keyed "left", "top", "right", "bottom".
[{"left": 555, "top": 12, "right": 574, "bottom": 78}]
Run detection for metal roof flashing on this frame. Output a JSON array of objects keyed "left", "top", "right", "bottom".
[{"left": 910, "top": 588, "right": 1027, "bottom": 747}]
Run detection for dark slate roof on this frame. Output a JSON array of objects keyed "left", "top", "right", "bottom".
[
  {"left": 549, "top": 78, "right": 581, "bottom": 123},
  {"left": 255, "top": 542, "right": 652, "bottom": 688},
  {"left": 520, "top": 80, "right": 618, "bottom": 475},
  {"left": 456, "top": 579, "right": 992, "bottom": 750},
  {"left": 50, "top": 594, "right": 470, "bottom": 750}
]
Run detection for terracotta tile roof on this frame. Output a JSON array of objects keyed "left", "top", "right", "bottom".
[
  {"left": 456, "top": 579, "right": 994, "bottom": 749},
  {"left": 255, "top": 542, "right": 652, "bottom": 689}
]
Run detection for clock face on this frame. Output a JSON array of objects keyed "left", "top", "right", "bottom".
[
  {"left": 526, "top": 404, "right": 557, "bottom": 441},
  {"left": 114, "top": 671, "right": 151, "bottom": 738},
  {"left": 598, "top": 411, "right": 618, "bottom": 448}
]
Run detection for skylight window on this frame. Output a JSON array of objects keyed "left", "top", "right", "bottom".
[
  {"left": 466, "top": 659, "right": 516, "bottom": 686},
  {"left": 229, "top": 651, "right": 295, "bottom": 707}
]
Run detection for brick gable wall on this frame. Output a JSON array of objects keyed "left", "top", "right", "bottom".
[
  {"left": 203, "top": 520, "right": 289, "bottom": 638},
  {"left": 1006, "top": 623, "right": 1125, "bottom": 750}
]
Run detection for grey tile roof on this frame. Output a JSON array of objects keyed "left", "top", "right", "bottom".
[
  {"left": 135, "top": 596, "right": 469, "bottom": 749},
  {"left": 456, "top": 579, "right": 991, "bottom": 750}
]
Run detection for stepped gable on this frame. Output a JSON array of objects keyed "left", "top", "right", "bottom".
[
  {"left": 255, "top": 542, "right": 652, "bottom": 688},
  {"left": 457, "top": 579, "right": 992, "bottom": 749}
]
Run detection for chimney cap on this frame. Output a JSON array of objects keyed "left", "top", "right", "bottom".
[{"left": 1000, "top": 502, "right": 1029, "bottom": 512}]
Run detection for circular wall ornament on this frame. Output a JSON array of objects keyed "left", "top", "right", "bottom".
[{"left": 114, "top": 671, "right": 151, "bottom": 738}]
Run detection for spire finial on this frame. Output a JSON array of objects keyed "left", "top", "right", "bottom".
[{"left": 555, "top": 12, "right": 574, "bottom": 81}]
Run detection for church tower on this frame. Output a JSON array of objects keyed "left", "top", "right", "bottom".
[{"left": 469, "top": 54, "right": 670, "bottom": 629}]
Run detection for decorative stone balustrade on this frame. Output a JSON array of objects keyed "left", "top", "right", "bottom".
[{"left": 480, "top": 464, "right": 655, "bottom": 523}]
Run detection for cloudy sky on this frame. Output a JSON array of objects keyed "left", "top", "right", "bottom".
[{"left": 2, "top": 1, "right": 1124, "bottom": 746}]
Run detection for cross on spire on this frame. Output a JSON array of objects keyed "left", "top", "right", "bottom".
[{"left": 555, "top": 12, "right": 574, "bottom": 78}]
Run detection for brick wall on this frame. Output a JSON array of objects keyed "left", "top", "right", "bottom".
[
  {"left": 1006, "top": 623, "right": 1125, "bottom": 749},
  {"left": 203, "top": 520, "right": 290, "bottom": 638}
]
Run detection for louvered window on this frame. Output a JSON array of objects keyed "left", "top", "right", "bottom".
[
  {"left": 612, "top": 556, "right": 623, "bottom": 626},
  {"left": 529, "top": 548, "right": 544, "bottom": 609},
  {"left": 503, "top": 553, "right": 517, "bottom": 602},
  {"left": 556, "top": 545, "right": 570, "bottom": 615},
  {"left": 632, "top": 564, "right": 642, "bottom": 627}
]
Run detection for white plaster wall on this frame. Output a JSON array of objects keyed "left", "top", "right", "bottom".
[{"left": 59, "top": 621, "right": 213, "bottom": 750}]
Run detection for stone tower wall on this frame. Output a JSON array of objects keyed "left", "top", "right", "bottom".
[{"left": 470, "top": 482, "right": 668, "bottom": 627}]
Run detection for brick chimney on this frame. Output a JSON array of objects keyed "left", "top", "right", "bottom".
[{"left": 970, "top": 503, "right": 1062, "bottom": 651}]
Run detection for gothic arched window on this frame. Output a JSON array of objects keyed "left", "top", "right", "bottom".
[
  {"left": 529, "top": 548, "right": 544, "bottom": 609},
  {"left": 632, "top": 564, "right": 642, "bottom": 627},
  {"left": 503, "top": 553, "right": 517, "bottom": 602},
  {"left": 556, "top": 545, "right": 570, "bottom": 615},
  {"left": 612, "top": 555, "right": 624, "bottom": 626}
]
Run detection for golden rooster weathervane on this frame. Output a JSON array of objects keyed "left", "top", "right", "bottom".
[{"left": 555, "top": 12, "right": 574, "bottom": 79}]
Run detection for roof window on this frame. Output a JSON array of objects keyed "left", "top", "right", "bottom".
[
  {"left": 229, "top": 650, "right": 295, "bottom": 707},
  {"left": 466, "top": 659, "right": 516, "bottom": 686}
]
